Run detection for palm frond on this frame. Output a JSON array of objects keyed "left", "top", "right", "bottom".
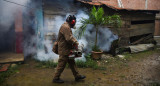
[
  {"left": 77, "top": 17, "right": 91, "bottom": 39},
  {"left": 96, "top": 7, "right": 104, "bottom": 24},
  {"left": 106, "top": 14, "right": 122, "bottom": 28},
  {"left": 77, "top": 6, "right": 122, "bottom": 50}
]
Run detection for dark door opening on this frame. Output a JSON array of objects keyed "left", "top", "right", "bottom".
[{"left": 0, "top": 24, "right": 16, "bottom": 53}]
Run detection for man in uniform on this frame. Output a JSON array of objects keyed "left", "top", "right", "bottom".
[{"left": 53, "top": 15, "right": 86, "bottom": 83}]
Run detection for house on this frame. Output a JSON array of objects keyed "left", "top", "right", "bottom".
[
  {"left": 43, "top": 0, "right": 82, "bottom": 37},
  {"left": 76, "top": 0, "right": 160, "bottom": 46},
  {"left": 0, "top": 0, "right": 159, "bottom": 63},
  {"left": 0, "top": 0, "right": 44, "bottom": 63}
]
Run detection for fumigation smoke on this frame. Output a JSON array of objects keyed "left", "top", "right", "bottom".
[
  {"left": 0, "top": 0, "right": 31, "bottom": 52},
  {"left": 37, "top": 9, "right": 118, "bottom": 62},
  {"left": 0, "top": 0, "right": 118, "bottom": 62}
]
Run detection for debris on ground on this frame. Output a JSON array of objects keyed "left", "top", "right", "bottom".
[
  {"left": 116, "top": 44, "right": 155, "bottom": 54},
  {"left": 101, "top": 54, "right": 113, "bottom": 59},
  {"left": 128, "top": 44, "right": 154, "bottom": 53},
  {"left": 117, "top": 55, "right": 125, "bottom": 59},
  {"left": 11, "top": 64, "right": 17, "bottom": 68},
  {"left": 130, "top": 34, "right": 153, "bottom": 45},
  {"left": 0, "top": 64, "right": 10, "bottom": 72}
]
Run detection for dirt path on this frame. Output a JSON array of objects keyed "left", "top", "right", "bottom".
[
  {"left": 2, "top": 51, "right": 160, "bottom": 86},
  {"left": 126, "top": 53, "right": 160, "bottom": 86}
]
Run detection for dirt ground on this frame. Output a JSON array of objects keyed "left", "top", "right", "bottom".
[{"left": 1, "top": 49, "right": 160, "bottom": 86}]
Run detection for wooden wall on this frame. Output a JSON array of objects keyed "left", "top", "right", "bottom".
[{"left": 104, "top": 9, "right": 156, "bottom": 46}]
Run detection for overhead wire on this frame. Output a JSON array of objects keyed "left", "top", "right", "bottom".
[{"left": 2, "top": 0, "right": 35, "bottom": 10}]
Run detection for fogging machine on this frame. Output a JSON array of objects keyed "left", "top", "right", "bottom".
[{"left": 68, "top": 44, "right": 84, "bottom": 59}]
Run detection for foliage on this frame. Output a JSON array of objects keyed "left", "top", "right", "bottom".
[
  {"left": 76, "top": 54, "right": 106, "bottom": 70},
  {"left": 148, "top": 82, "right": 160, "bottom": 86},
  {"left": 78, "top": 6, "right": 122, "bottom": 52},
  {"left": 92, "top": 45, "right": 101, "bottom": 52},
  {"left": 105, "top": 14, "right": 122, "bottom": 28},
  {"left": 36, "top": 61, "right": 58, "bottom": 68},
  {"left": 35, "top": 54, "right": 106, "bottom": 70},
  {"left": 0, "top": 64, "right": 19, "bottom": 84}
]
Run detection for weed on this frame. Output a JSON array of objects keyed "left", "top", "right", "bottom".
[
  {"left": 0, "top": 64, "right": 19, "bottom": 84},
  {"left": 36, "top": 53, "right": 107, "bottom": 70},
  {"left": 149, "top": 82, "right": 160, "bottom": 86},
  {"left": 102, "top": 72, "right": 107, "bottom": 74},
  {"left": 119, "top": 75, "right": 125, "bottom": 78},
  {"left": 36, "top": 61, "right": 58, "bottom": 68},
  {"left": 95, "top": 66, "right": 106, "bottom": 70},
  {"left": 76, "top": 60, "right": 87, "bottom": 68},
  {"left": 76, "top": 54, "right": 106, "bottom": 70}
]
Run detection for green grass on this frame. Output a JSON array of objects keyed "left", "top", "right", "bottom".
[
  {"left": 119, "top": 75, "right": 126, "bottom": 78},
  {"left": 0, "top": 64, "right": 20, "bottom": 84},
  {"left": 36, "top": 61, "right": 58, "bottom": 68},
  {"left": 35, "top": 54, "right": 106, "bottom": 70},
  {"left": 76, "top": 54, "right": 106, "bottom": 70},
  {"left": 122, "top": 49, "right": 159, "bottom": 61},
  {"left": 148, "top": 82, "right": 160, "bottom": 86},
  {"left": 35, "top": 49, "right": 160, "bottom": 70},
  {"left": 76, "top": 59, "right": 98, "bottom": 69}
]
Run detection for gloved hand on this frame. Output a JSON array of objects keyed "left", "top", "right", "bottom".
[{"left": 74, "top": 42, "right": 79, "bottom": 50}]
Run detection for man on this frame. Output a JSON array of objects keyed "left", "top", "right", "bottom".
[{"left": 53, "top": 15, "right": 86, "bottom": 83}]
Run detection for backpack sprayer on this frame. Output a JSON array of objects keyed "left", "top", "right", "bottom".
[{"left": 68, "top": 43, "right": 84, "bottom": 59}]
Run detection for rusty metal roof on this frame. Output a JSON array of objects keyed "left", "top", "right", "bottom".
[{"left": 78, "top": 0, "right": 160, "bottom": 11}]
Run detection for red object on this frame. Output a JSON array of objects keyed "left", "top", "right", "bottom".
[
  {"left": 15, "top": 8, "right": 23, "bottom": 53},
  {"left": 71, "top": 20, "right": 76, "bottom": 25},
  {"left": 73, "top": 44, "right": 78, "bottom": 50},
  {"left": 16, "top": 32, "right": 23, "bottom": 53},
  {"left": 0, "top": 64, "right": 10, "bottom": 72}
]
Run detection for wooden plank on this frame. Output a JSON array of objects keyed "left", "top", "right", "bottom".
[
  {"left": 130, "top": 12, "right": 155, "bottom": 21},
  {"left": 120, "top": 11, "right": 155, "bottom": 21},
  {"left": 129, "top": 23, "right": 154, "bottom": 37},
  {"left": 131, "top": 15, "right": 155, "bottom": 21},
  {"left": 156, "top": 13, "right": 160, "bottom": 19},
  {"left": 154, "top": 20, "right": 160, "bottom": 36},
  {"left": 118, "top": 37, "right": 130, "bottom": 47},
  {"left": 0, "top": 52, "right": 24, "bottom": 64},
  {"left": 131, "top": 34, "right": 152, "bottom": 45}
]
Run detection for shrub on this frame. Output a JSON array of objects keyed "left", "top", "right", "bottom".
[
  {"left": 36, "top": 61, "right": 58, "bottom": 68},
  {"left": 76, "top": 54, "right": 106, "bottom": 70},
  {"left": 0, "top": 64, "right": 19, "bottom": 84}
]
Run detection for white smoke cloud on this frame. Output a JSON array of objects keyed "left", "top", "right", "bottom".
[
  {"left": 76, "top": 25, "right": 118, "bottom": 53},
  {"left": 0, "top": 0, "right": 30, "bottom": 32},
  {"left": 34, "top": 10, "right": 89, "bottom": 62},
  {"left": 33, "top": 14, "right": 65, "bottom": 61},
  {"left": 98, "top": 27, "right": 118, "bottom": 51},
  {"left": 23, "top": 35, "right": 37, "bottom": 57},
  {"left": 36, "top": 9, "right": 118, "bottom": 62},
  {"left": 35, "top": 39, "right": 59, "bottom": 62},
  {"left": 0, "top": 0, "right": 118, "bottom": 62},
  {"left": 0, "top": 0, "right": 32, "bottom": 52},
  {"left": 74, "top": 11, "right": 118, "bottom": 53},
  {"left": 34, "top": 15, "right": 65, "bottom": 61}
]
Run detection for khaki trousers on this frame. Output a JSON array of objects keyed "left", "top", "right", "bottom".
[{"left": 53, "top": 55, "right": 79, "bottom": 79}]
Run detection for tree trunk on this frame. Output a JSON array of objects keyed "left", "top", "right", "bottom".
[{"left": 95, "top": 26, "right": 98, "bottom": 47}]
